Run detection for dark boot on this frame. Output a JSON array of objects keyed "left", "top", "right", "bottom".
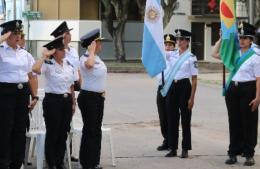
[
  {"left": 165, "top": 149, "right": 177, "bottom": 157},
  {"left": 244, "top": 157, "right": 255, "bottom": 166},
  {"left": 157, "top": 143, "right": 168, "bottom": 151},
  {"left": 180, "top": 150, "right": 188, "bottom": 158},
  {"left": 225, "top": 156, "right": 237, "bottom": 165}
]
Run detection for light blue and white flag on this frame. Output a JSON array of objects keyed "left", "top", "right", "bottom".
[{"left": 142, "top": 0, "right": 166, "bottom": 77}]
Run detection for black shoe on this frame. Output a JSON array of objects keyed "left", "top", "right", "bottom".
[
  {"left": 225, "top": 156, "right": 237, "bottom": 165},
  {"left": 71, "top": 156, "right": 79, "bottom": 162},
  {"left": 157, "top": 143, "right": 168, "bottom": 151},
  {"left": 165, "top": 150, "right": 177, "bottom": 157},
  {"left": 180, "top": 150, "right": 188, "bottom": 158},
  {"left": 90, "top": 165, "right": 103, "bottom": 169},
  {"left": 27, "top": 162, "right": 32, "bottom": 166},
  {"left": 244, "top": 157, "right": 255, "bottom": 166}
]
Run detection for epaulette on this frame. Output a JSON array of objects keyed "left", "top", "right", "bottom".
[
  {"left": 66, "top": 60, "right": 74, "bottom": 67},
  {"left": 44, "top": 60, "right": 53, "bottom": 65},
  {"left": 84, "top": 54, "right": 89, "bottom": 57},
  {"left": 0, "top": 45, "right": 4, "bottom": 48}
]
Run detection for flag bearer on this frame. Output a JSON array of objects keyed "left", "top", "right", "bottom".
[
  {"left": 212, "top": 22, "right": 260, "bottom": 166},
  {"left": 32, "top": 37, "right": 75, "bottom": 169},
  {"left": 0, "top": 20, "right": 38, "bottom": 169},
  {"left": 156, "top": 34, "right": 176, "bottom": 151},
  {"left": 78, "top": 29, "right": 107, "bottom": 169},
  {"left": 161, "top": 29, "right": 198, "bottom": 158}
]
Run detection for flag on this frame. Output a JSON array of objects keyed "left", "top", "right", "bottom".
[
  {"left": 142, "top": 0, "right": 166, "bottom": 77},
  {"left": 220, "top": 0, "right": 239, "bottom": 72}
]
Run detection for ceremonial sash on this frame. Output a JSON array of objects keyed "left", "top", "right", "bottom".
[
  {"left": 223, "top": 48, "right": 255, "bottom": 95},
  {"left": 160, "top": 50, "right": 192, "bottom": 97}
]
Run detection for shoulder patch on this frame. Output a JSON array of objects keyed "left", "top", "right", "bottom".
[
  {"left": 44, "top": 60, "right": 53, "bottom": 65},
  {"left": 193, "top": 61, "right": 198, "bottom": 68},
  {"left": 0, "top": 45, "right": 4, "bottom": 48},
  {"left": 84, "top": 54, "right": 89, "bottom": 57}
]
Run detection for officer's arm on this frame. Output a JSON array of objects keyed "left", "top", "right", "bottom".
[
  {"left": 85, "top": 41, "right": 96, "bottom": 69},
  {"left": 190, "top": 75, "right": 197, "bottom": 103},
  {"left": 33, "top": 49, "right": 55, "bottom": 74},
  {"left": 212, "top": 38, "right": 221, "bottom": 59}
]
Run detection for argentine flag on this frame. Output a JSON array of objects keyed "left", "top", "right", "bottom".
[{"left": 142, "top": 0, "right": 166, "bottom": 77}]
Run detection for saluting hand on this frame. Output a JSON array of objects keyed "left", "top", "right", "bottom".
[
  {"left": 42, "top": 48, "right": 56, "bottom": 59},
  {"left": 249, "top": 98, "right": 260, "bottom": 112},
  {"left": 0, "top": 31, "right": 11, "bottom": 43},
  {"left": 88, "top": 41, "right": 96, "bottom": 54}
]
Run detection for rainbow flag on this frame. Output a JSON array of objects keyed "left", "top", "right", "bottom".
[{"left": 220, "top": 0, "right": 239, "bottom": 72}]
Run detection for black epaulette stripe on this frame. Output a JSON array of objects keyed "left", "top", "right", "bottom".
[
  {"left": 0, "top": 45, "right": 4, "bottom": 48},
  {"left": 84, "top": 54, "right": 89, "bottom": 57},
  {"left": 44, "top": 60, "right": 53, "bottom": 65},
  {"left": 66, "top": 60, "right": 74, "bottom": 67}
]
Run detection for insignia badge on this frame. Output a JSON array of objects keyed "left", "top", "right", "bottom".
[
  {"left": 194, "top": 61, "right": 198, "bottom": 68},
  {"left": 146, "top": 6, "right": 160, "bottom": 23},
  {"left": 176, "top": 30, "right": 181, "bottom": 37},
  {"left": 166, "top": 35, "right": 171, "bottom": 41},
  {"left": 16, "top": 21, "right": 20, "bottom": 28}
]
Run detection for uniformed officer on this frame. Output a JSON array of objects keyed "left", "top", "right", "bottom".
[
  {"left": 78, "top": 29, "right": 107, "bottom": 169},
  {"left": 0, "top": 20, "right": 38, "bottom": 169},
  {"left": 32, "top": 36, "right": 75, "bottom": 169},
  {"left": 156, "top": 34, "right": 176, "bottom": 151},
  {"left": 50, "top": 21, "right": 80, "bottom": 162},
  {"left": 162, "top": 29, "right": 198, "bottom": 158},
  {"left": 212, "top": 22, "right": 260, "bottom": 166}
]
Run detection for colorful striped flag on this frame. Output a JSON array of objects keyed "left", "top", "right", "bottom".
[{"left": 142, "top": 0, "right": 166, "bottom": 77}]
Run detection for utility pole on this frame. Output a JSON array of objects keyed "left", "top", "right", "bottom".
[
  {"left": 249, "top": 0, "right": 254, "bottom": 24},
  {"left": 13, "top": 0, "right": 16, "bottom": 19}
]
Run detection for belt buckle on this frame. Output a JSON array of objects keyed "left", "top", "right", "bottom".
[
  {"left": 17, "top": 83, "right": 23, "bottom": 89},
  {"left": 63, "top": 93, "right": 68, "bottom": 98},
  {"left": 101, "top": 92, "right": 106, "bottom": 98},
  {"left": 234, "top": 81, "right": 238, "bottom": 86}
]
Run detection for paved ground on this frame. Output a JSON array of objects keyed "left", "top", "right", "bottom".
[{"left": 32, "top": 73, "right": 259, "bottom": 169}]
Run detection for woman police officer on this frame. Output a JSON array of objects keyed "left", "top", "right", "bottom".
[
  {"left": 212, "top": 22, "right": 260, "bottom": 166},
  {"left": 0, "top": 20, "right": 38, "bottom": 169},
  {"left": 161, "top": 29, "right": 198, "bottom": 158},
  {"left": 32, "top": 36, "right": 75, "bottom": 169},
  {"left": 77, "top": 29, "right": 107, "bottom": 169}
]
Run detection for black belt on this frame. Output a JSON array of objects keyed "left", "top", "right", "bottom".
[
  {"left": 80, "top": 90, "right": 105, "bottom": 97},
  {"left": 0, "top": 82, "right": 28, "bottom": 90},
  {"left": 231, "top": 80, "right": 256, "bottom": 87},
  {"left": 173, "top": 78, "right": 190, "bottom": 84},
  {"left": 45, "top": 93, "right": 71, "bottom": 98}
]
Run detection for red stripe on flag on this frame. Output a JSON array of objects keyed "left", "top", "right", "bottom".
[{"left": 221, "top": 1, "right": 234, "bottom": 18}]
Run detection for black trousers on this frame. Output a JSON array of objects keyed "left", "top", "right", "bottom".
[
  {"left": 78, "top": 90, "right": 104, "bottom": 168},
  {"left": 42, "top": 93, "right": 73, "bottom": 167},
  {"left": 225, "top": 81, "right": 258, "bottom": 157},
  {"left": 166, "top": 79, "right": 192, "bottom": 150},
  {"left": 0, "top": 83, "right": 30, "bottom": 169},
  {"left": 156, "top": 86, "right": 168, "bottom": 145}
]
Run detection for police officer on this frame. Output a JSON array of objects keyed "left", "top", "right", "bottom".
[
  {"left": 32, "top": 36, "right": 75, "bottom": 169},
  {"left": 0, "top": 20, "right": 38, "bottom": 169},
  {"left": 212, "top": 22, "right": 260, "bottom": 166},
  {"left": 51, "top": 21, "right": 80, "bottom": 162},
  {"left": 162, "top": 29, "right": 198, "bottom": 158},
  {"left": 156, "top": 34, "right": 176, "bottom": 151},
  {"left": 78, "top": 29, "right": 107, "bottom": 169}
]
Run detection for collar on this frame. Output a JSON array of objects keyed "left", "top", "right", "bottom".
[{"left": 2, "top": 42, "right": 20, "bottom": 50}]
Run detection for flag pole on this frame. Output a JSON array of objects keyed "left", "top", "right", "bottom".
[
  {"left": 222, "top": 63, "right": 226, "bottom": 92},
  {"left": 162, "top": 71, "right": 165, "bottom": 86}
]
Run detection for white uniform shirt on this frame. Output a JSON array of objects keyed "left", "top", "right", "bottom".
[
  {"left": 80, "top": 54, "right": 107, "bottom": 93},
  {"left": 168, "top": 50, "right": 199, "bottom": 80},
  {"left": 232, "top": 51, "right": 260, "bottom": 82},
  {"left": 156, "top": 50, "right": 177, "bottom": 85},
  {"left": 65, "top": 46, "right": 80, "bottom": 81},
  {"left": 0, "top": 42, "right": 34, "bottom": 83},
  {"left": 41, "top": 59, "right": 74, "bottom": 94}
]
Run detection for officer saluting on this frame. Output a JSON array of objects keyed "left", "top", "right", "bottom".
[
  {"left": 0, "top": 20, "right": 38, "bottom": 169},
  {"left": 78, "top": 29, "right": 107, "bottom": 169},
  {"left": 161, "top": 29, "right": 198, "bottom": 158},
  {"left": 32, "top": 36, "right": 75, "bottom": 169},
  {"left": 213, "top": 22, "right": 260, "bottom": 166},
  {"left": 156, "top": 34, "right": 176, "bottom": 151}
]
